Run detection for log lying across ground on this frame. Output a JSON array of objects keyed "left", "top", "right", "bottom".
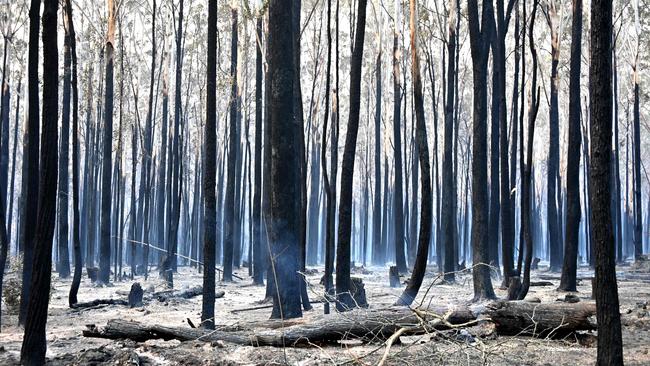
[
  {"left": 72, "top": 285, "right": 224, "bottom": 309},
  {"left": 83, "top": 300, "right": 597, "bottom": 346}
]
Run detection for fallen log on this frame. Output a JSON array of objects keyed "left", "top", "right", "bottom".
[
  {"left": 83, "top": 300, "right": 597, "bottom": 346},
  {"left": 71, "top": 298, "right": 128, "bottom": 309},
  {"left": 153, "top": 286, "right": 224, "bottom": 302}
]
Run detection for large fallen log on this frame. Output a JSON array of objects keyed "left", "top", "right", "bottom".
[
  {"left": 83, "top": 300, "right": 596, "bottom": 346},
  {"left": 71, "top": 298, "right": 129, "bottom": 309}
]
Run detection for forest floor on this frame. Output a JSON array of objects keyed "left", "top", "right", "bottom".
[{"left": 1, "top": 260, "right": 650, "bottom": 365}]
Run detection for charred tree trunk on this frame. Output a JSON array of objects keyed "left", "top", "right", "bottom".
[
  {"left": 19, "top": 0, "right": 42, "bottom": 326},
  {"left": 442, "top": 0, "right": 457, "bottom": 282},
  {"left": 57, "top": 7, "right": 72, "bottom": 279},
  {"left": 99, "top": 0, "right": 116, "bottom": 284},
  {"left": 392, "top": 16, "right": 406, "bottom": 273},
  {"left": 396, "top": 0, "right": 433, "bottom": 306},
  {"left": 545, "top": 1, "right": 561, "bottom": 272},
  {"left": 589, "top": 0, "right": 624, "bottom": 363},
  {"left": 20, "top": 0, "right": 58, "bottom": 362},
  {"left": 202, "top": 0, "right": 218, "bottom": 330},
  {"left": 252, "top": 15, "right": 264, "bottom": 285},
  {"left": 559, "top": 0, "right": 582, "bottom": 292},
  {"left": 268, "top": 0, "right": 303, "bottom": 320},
  {"left": 222, "top": 7, "right": 238, "bottom": 282},
  {"left": 517, "top": 0, "right": 540, "bottom": 301},
  {"left": 467, "top": 0, "right": 496, "bottom": 301},
  {"left": 336, "top": 0, "right": 368, "bottom": 311}
]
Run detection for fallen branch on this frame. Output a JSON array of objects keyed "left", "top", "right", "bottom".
[{"left": 83, "top": 300, "right": 597, "bottom": 346}]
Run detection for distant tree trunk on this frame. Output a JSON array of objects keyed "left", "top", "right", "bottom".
[
  {"left": 517, "top": 0, "right": 540, "bottom": 301},
  {"left": 202, "top": 0, "right": 218, "bottom": 330},
  {"left": 395, "top": 0, "right": 432, "bottom": 306},
  {"left": 589, "top": 0, "right": 624, "bottom": 363},
  {"left": 467, "top": 0, "right": 496, "bottom": 301},
  {"left": 373, "top": 45, "right": 383, "bottom": 267},
  {"left": 267, "top": 0, "right": 303, "bottom": 320},
  {"left": 495, "top": 0, "right": 516, "bottom": 286},
  {"left": 545, "top": 0, "right": 561, "bottom": 272},
  {"left": 442, "top": 0, "right": 457, "bottom": 282},
  {"left": 336, "top": 0, "right": 368, "bottom": 311},
  {"left": 252, "top": 15, "right": 264, "bottom": 285},
  {"left": 5, "top": 76, "right": 21, "bottom": 251},
  {"left": 391, "top": 12, "right": 407, "bottom": 273},
  {"left": 99, "top": 0, "right": 116, "bottom": 284},
  {"left": 222, "top": 7, "right": 238, "bottom": 282},
  {"left": 632, "top": 4, "right": 642, "bottom": 259},
  {"left": 20, "top": 0, "right": 58, "bottom": 362},
  {"left": 321, "top": 0, "right": 336, "bottom": 315},
  {"left": 487, "top": 15, "right": 500, "bottom": 275},
  {"left": 559, "top": 0, "right": 582, "bottom": 292},
  {"left": 166, "top": 0, "right": 185, "bottom": 278},
  {"left": 139, "top": 0, "right": 157, "bottom": 280},
  {"left": 509, "top": 4, "right": 520, "bottom": 275},
  {"left": 0, "top": 38, "right": 9, "bottom": 214},
  {"left": 57, "top": 7, "right": 72, "bottom": 279},
  {"left": 19, "top": 0, "right": 42, "bottom": 326}
]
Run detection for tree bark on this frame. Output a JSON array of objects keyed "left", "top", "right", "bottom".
[
  {"left": 20, "top": 0, "right": 58, "bottom": 362},
  {"left": 589, "top": 0, "right": 624, "bottom": 363},
  {"left": 467, "top": 0, "right": 496, "bottom": 301},
  {"left": 559, "top": 0, "right": 582, "bottom": 292},
  {"left": 395, "top": 0, "right": 432, "bottom": 306},
  {"left": 19, "top": 0, "right": 41, "bottom": 326},
  {"left": 268, "top": 0, "right": 303, "bottom": 320},
  {"left": 202, "top": 0, "right": 218, "bottom": 330},
  {"left": 336, "top": 0, "right": 368, "bottom": 311}
]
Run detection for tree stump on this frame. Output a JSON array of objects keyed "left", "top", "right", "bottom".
[
  {"left": 350, "top": 277, "right": 368, "bottom": 308},
  {"left": 128, "top": 283, "right": 144, "bottom": 308},
  {"left": 507, "top": 276, "right": 522, "bottom": 300},
  {"left": 531, "top": 257, "right": 541, "bottom": 270},
  {"left": 389, "top": 266, "right": 401, "bottom": 288},
  {"left": 87, "top": 267, "right": 99, "bottom": 283}
]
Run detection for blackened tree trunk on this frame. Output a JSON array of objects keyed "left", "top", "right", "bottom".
[
  {"left": 467, "top": 0, "right": 496, "bottom": 301},
  {"left": 252, "top": 15, "right": 264, "bottom": 285},
  {"left": 202, "top": 0, "right": 218, "bottom": 330},
  {"left": 517, "top": 0, "right": 540, "bottom": 301},
  {"left": 392, "top": 15, "right": 406, "bottom": 272},
  {"left": 65, "top": 0, "right": 81, "bottom": 306},
  {"left": 321, "top": 0, "right": 336, "bottom": 314},
  {"left": 395, "top": 0, "right": 432, "bottom": 306},
  {"left": 98, "top": 0, "right": 116, "bottom": 284},
  {"left": 559, "top": 0, "right": 582, "bottom": 292},
  {"left": 20, "top": 0, "right": 58, "bottom": 362},
  {"left": 441, "top": 0, "right": 457, "bottom": 282},
  {"left": 545, "top": 0, "right": 562, "bottom": 272},
  {"left": 589, "top": 0, "right": 624, "bottom": 362},
  {"left": 0, "top": 39, "right": 9, "bottom": 215},
  {"left": 632, "top": 9, "right": 642, "bottom": 259},
  {"left": 336, "top": 0, "right": 368, "bottom": 311},
  {"left": 374, "top": 46, "right": 383, "bottom": 267},
  {"left": 268, "top": 0, "right": 302, "bottom": 320},
  {"left": 57, "top": 5, "right": 72, "bottom": 279},
  {"left": 222, "top": 7, "right": 238, "bottom": 282},
  {"left": 19, "top": 0, "right": 41, "bottom": 326},
  {"left": 495, "top": 0, "right": 516, "bottom": 286}
]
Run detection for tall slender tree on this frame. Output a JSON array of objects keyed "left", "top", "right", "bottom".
[
  {"left": 223, "top": 6, "right": 238, "bottom": 282},
  {"left": 268, "top": 0, "right": 302, "bottom": 320},
  {"left": 396, "top": 0, "right": 432, "bottom": 306},
  {"left": 590, "top": 0, "right": 623, "bottom": 362},
  {"left": 20, "top": 0, "right": 58, "bottom": 362},
  {"left": 202, "top": 0, "right": 218, "bottom": 330},
  {"left": 65, "top": 0, "right": 81, "bottom": 306},
  {"left": 559, "top": 0, "right": 582, "bottom": 292},
  {"left": 467, "top": 0, "right": 496, "bottom": 301},
  {"left": 252, "top": 14, "right": 264, "bottom": 285},
  {"left": 57, "top": 1, "right": 72, "bottom": 279},
  {"left": 98, "top": 0, "right": 116, "bottom": 284},
  {"left": 336, "top": 0, "right": 368, "bottom": 311},
  {"left": 19, "top": 0, "right": 41, "bottom": 326}
]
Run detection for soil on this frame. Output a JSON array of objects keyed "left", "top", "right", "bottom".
[{"left": 1, "top": 263, "right": 649, "bottom": 365}]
